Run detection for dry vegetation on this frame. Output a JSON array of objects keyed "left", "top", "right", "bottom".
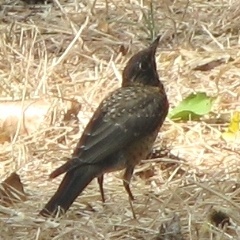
[{"left": 0, "top": 0, "right": 240, "bottom": 239}]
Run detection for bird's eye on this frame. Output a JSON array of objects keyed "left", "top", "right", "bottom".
[{"left": 138, "top": 61, "right": 148, "bottom": 70}]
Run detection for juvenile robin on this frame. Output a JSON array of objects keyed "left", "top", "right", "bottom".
[{"left": 40, "top": 36, "right": 169, "bottom": 217}]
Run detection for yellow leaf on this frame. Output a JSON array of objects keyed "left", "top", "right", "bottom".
[
  {"left": 228, "top": 112, "right": 240, "bottom": 133},
  {"left": 222, "top": 111, "right": 240, "bottom": 142}
]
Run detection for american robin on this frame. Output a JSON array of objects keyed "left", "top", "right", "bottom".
[{"left": 40, "top": 36, "right": 169, "bottom": 217}]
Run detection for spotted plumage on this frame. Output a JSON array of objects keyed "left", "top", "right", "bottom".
[{"left": 40, "top": 36, "right": 169, "bottom": 217}]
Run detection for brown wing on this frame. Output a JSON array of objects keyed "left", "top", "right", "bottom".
[{"left": 50, "top": 86, "right": 168, "bottom": 178}]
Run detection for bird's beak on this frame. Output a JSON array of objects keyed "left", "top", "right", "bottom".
[{"left": 149, "top": 36, "right": 160, "bottom": 56}]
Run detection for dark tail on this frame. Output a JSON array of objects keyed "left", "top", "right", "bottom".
[
  {"left": 40, "top": 165, "right": 102, "bottom": 217},
  {"left": 49, "top": 157, "right": 80, "bottom": 179}
]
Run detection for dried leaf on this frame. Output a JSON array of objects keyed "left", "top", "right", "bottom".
[
  {"left": 0, "top": 172, "right": 26, "bottom": 207},
  {"left": 193, "top": 59, "right": 225, "bottom": 71}
]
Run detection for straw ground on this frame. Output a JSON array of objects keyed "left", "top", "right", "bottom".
[{"left": 0, "top": 0, "right": 240, "bottom": 239}]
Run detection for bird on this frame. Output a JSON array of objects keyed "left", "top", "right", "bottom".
[{"left": 39, "top": 36, "right": 169, "bottom": 217}]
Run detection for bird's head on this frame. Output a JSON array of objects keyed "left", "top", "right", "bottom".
[{"left": 122, "top": 36, "right": 161, "bottom": 87}]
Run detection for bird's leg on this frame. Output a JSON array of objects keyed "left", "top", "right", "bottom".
[
  {"left": 123, "top": 166, "right": 134, "bottom": 200},
  {"left": 123, "top": 166, "right": 136, "bottom": 219},
  {"left": 97, "top": 175, "right": 105, "bottom": 203}
]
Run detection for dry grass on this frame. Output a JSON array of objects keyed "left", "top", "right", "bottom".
[{"left": 0, "top": 0, "right": 240, "bottom": 239}]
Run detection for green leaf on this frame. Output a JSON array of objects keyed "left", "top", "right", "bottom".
[{"left": 169, "top": 92, "right": 216, "bottom": 121}]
